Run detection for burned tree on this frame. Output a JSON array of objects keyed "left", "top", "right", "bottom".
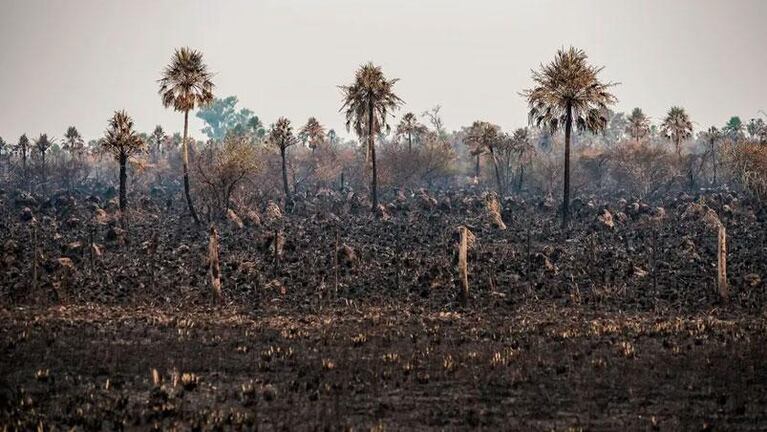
[
  {"left": 465, "top": 121, "right": 505, "bottom": 196},
  {"left": 159, "top": 47, "right": 215, "bottom": 224},
  {"left": 268, "top": 117, "right": 299, "bottom": 200},
  {"left": 661, "top": 106, "right": 693, "bottom": 157},
  {"left": 100, "top": 110, "right": 145, "bottom": 212},
  {"left": 396, "top": 112, "right": 427, "bottom": 153},
  {"left": 340, "top": 63, "right": 403, "bottom": 213},
  {"left": 524, "top": 47, "right": 617, "bottom": 228}
]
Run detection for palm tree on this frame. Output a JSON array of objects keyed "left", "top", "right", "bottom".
[
  {"left": 660, "top": 106, "right": 693, "bottom": 157},
  {"left": 267, "top": 117, "right": 298, "bottom": 199},
  {"left": 101, "top": 110, "right": 145, "bottom": 212},
  {"left": 150, "top": 125, "right": 167, "bottom": 159},
  {"left": 523, "top": 47, "right": 617, "bottom": 228},
  {"left": 512, "top": 127, "right": 535, "bottom": 191},
  {"left": 465, "top": 121, "right": 505, "bottom": 195},
  {"left": 158, "top": 47, "right": 215, "bottom": 224},
  {"left": 299, "top": 117, "right": 326, "bottom": 152},
  {"left": 16, "top": 134, "right": 30, "bottom": 181},
  {"left": 702, "top": 126, "right": 723, "bottom": 185},
  {"left": 395, "top": 112, "right": 427, "bottom": 153},
  {"left": 722, "top": 116, "right": 744, "bottom": 142},
  {"left": 626, "top": 108, "right": 650, "bottom": 144},
  {"left": 35, "top": 134, "right": 54, "bottom": 192},
  {"left": 340, "top": 63, "right": 403, "bottom": 213},
  {"left": 63, "top": 126, "right": 84, "bottom": 158}
]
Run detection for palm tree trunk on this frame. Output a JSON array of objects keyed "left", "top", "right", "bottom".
[
  {"left": 475, "top": 154, "right": 480, "bottom": 178},
  {"left": 119, "top": 153, "right": 127, "bottom": 212},
  {"left": 408, "top": 132, "right": 412, "bottom": 153},
  {"left": 491, "top": 149, "right": 503, "bottom": 196},
  {"left": 368, "top": 100, "right": 378, "bottom": 213},
  {"left": 182, "top": 110, "right": 200, "bottom": 224},
  {"left": 517, "top": 164, "right": 525, "bottom": 191},
  {"left": 281, "top": 146, "right": 290, "bottom": 199},
  {"left": 563, "top": 102, "right": 572, "bottom": 229}
]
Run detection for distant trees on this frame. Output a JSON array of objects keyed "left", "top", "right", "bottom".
[
  {"left": 746, "top": 118, "right": 766, "bottom": 144},
  {"left": 340, "top": 63, "right": 403, "bottom": 213},
  {"left": 101, "top": 110, "right": 145, "bottom": 212},
  {"left": 299, "top": 117, "right": 327, "bottom": 152},
  {"left": 702, "top": 126, "right": 723, "bottom": 185},
  {"left": 35, "top": 134, "right": 54, "bottom": 191},
  {"left": 512, "top": 127, "right": 535, "bottom": 191},
  {"left": 16, "top": 134, "right": 30, "bottom": 180},
  {"left": 524, "top": 47, "right": 617, "bottom": 228},
  {"left": 395, "top": 112, "right": 427, "bottom": 153},
  {"left": 661, "top": 106, "right": 693, "bottom": 157},
  {"left": 267, "top": 117, "right": 298, "bottom": 200},
  {"left": 150, "top": 125, "right": 167, "bottom": 160},
  {"left": 626, "top": 108, "right": 650, "bottom": 144},
  {"left": 465, "top": 121, "right": 505, "bottom": 195},
  {"left": 196, "top": 134, "right": 260, "bottom": 219},
  {"left": 196, "top": 96, "right": 265, "bottom": 141},
  {"left": 722, "top": 116, "right": 744, "bottom": 142},
  {"left": 159, "top": 47, "right": 215, "bottom": 224},
  {"left": 63, "top": 127, "right": 84, "bottom": 158}
]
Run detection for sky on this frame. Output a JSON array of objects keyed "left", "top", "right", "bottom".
[{"left": 1, "top": 0, "right": 766, "bottom": 143}]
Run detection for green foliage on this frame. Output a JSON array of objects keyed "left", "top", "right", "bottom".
[{"left": 196, "top": 96, "right": 266, "bottom": 141}]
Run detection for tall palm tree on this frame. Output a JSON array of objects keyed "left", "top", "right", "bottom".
[
  {"left": 395, "top": 112, "right": 427, "bottom": 152},
  {"left": 722, "top": 116, "right": 744, "bottom": 142},
  {"left": 299, "top": 117, "right": 326, "bottom": 152},
  {"left": 16, "top": 134, "right": 30, "bottom": 181},
  {"left": 626, "top": 108, "right": 650, "bottom": 144},
  {"left": 465, "top": 121, "right": 505, "bottom": 195},
  {"left": 101, "top": 110, "right": 145, "bottom": 212},
  {"left": 35, "top": 134, "right": 54, "bottom": 192},
  {"left": 523, "top": 47, "right": 617, "bottom": 228},
  {"left": 159, "top": 47, "right": 215, "bottom": 224},
  {"left": 268, "top": 117, "right": 298, "bottom": 199},
  {"left": 701, "top": 126, "right": 723, "bottom": 185},
  {"left": 340, "top": 63, "right": 403, "bottom": 213},
  {"left": 660, "top": 106, "right": 693, "bottom": 157}
]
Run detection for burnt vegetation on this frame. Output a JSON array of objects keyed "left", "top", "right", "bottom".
[{"left": 1, "top": 46, "right": 767, "bottom": 430}]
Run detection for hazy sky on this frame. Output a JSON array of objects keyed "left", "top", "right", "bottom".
[{"left": 1, "top": 0, "right": 766, "bottom": 143}]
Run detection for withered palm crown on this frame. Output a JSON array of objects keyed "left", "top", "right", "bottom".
[
  {"left": 299, "top": 117, "right": 326, "bottom": 150},
  {"left": 626, "top": 108, "right": 650, "bottom": 143},
  {"left": 339, "top": 63, "right": 403, "bottom": 140},
  {"left": 158, "top": 47, "right": 215, "bottom": 112},
  {"left": 661, "top": 106, "right": 693, "bottom": 155},
  {"left": 523, "top": 47, "right": 617, "bottom": 133},
  {"left": 102, "top": 110, "right": 145, "bottom": 160}
]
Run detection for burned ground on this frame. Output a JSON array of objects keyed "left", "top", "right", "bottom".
[{"left": 1, "top": 188, "right": 767, "bottom": 430}]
